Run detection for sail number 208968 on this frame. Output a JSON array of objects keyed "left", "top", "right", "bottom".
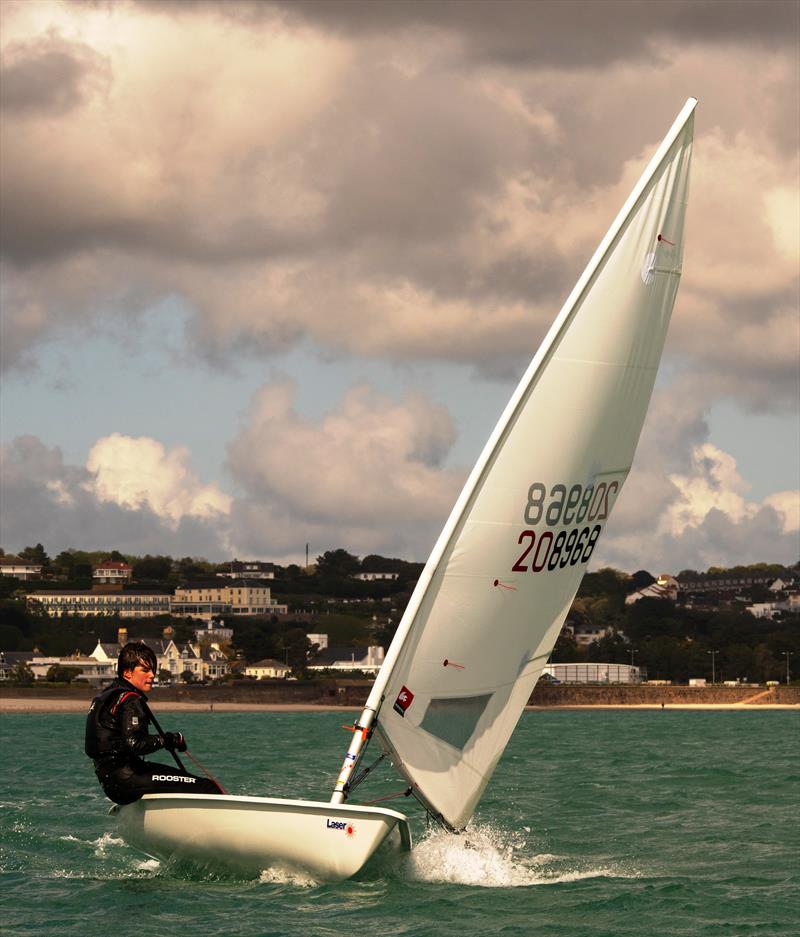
[
  {"left": 511, "top": 481, "right": 618, "bottom": 574},
  {"left": 513, "top": 525, "right": 601, "bottom": 572}
]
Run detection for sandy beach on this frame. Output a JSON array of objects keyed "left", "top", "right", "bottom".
[
  {"left": 1, "top": 697, "right": 796, "bottom": 713},
  {"left": 0, "top": 698, "right": 361, "bottom": 713}
]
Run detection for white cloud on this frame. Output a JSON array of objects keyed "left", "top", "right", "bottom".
[
  {"left": 665, "top": 443, "right": 755, "bottom": 535},
  {"left": 595, "top": 389, "right": 799, "bottom": 572},
  {"left": 226, "top": 380, "right": 464, "bottom": 560},
  {"left": 0, "top": 434, "right": 229, "bottom": 557},
  {"left": 762, "top": 491, "right": 800, "bottom": 535},
  {"left": 86, "top": 433, "right": 231, "bottom": 526},
  {"left": 664, "top": 444, "right": 799, "bottom": 541}
]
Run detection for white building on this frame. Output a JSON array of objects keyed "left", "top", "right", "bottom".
[
  {"left": 0, "top": 556, "right": 43, "bottom": 579},
  {"left": 193, "top": 621, "right": 234, "bottom": 644},
  {"left": 27, "top": 589, "right": 171, "bottom": 618},
  {"left": 746, "top": 602, "right": 779, "bottom": 620},
  {"left": 354, "top": 572, "right": 399, "bottom": 582},
  {"left": 625, "top": 574, "right": 679, "bottom": 605},
  {"left": 308, "top": 645, "right": 385, "bottom": 674},
  {"left": 91, "top": 632, "right": 229, "bottom": 682},
  {"left": 93, "top": 561, "right": 133, "bottom": 584},
  {"left": 568, "top": 622, "right": 615, "bottom": 646},
  {"left": 217, "top": 560, "right": 276, "bottom": 581},
  {"left": 245, "top": 658, "right": 291, "bottom": 679},
  {"left": 27, "top": 654, "right": 115, "bottom": 685},
  {"left": 543, "top": 662, "right": 642, "bottom": 684},
  {"left": 171, "top": 581, "right": 287, "bottom": 622}
]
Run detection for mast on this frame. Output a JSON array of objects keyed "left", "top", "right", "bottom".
[
  {"left": 330, "top": 97, "right": 697, "bottom": 806},
  {"left": 330, "top": 561, "right": 441, "bottom": 803}
]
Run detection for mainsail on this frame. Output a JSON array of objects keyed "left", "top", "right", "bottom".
[{"left": 333, "top": 99, "right": 696, "bottom": 831}]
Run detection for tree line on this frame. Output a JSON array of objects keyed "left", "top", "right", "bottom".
[
  {"left": 552, "top": 569, "right": 799, "bottom": 684},
  {"left": 1, "top": 546, "right": 797, "bottom": 683},
  {"left": 1, "top": 544, "right": 424, "bottom": 588}
]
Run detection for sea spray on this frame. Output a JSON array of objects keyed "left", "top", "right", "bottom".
[
  {"left": 406, "top": 822, "right": 542, "bottom": 887},
  {"left": 404, "top": 822, "right": 637, "bottom": 888},
  {"left": 92, "top": 831, "right": 124, "bottom": 857}
]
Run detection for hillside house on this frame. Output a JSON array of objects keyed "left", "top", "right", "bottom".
[
  {"left": 93, "top": 560, "right": 133, "bottom": 584},
  {"left": 91, "top": 629, "right": 229, "bottom": 682},
  {"left": 625, "top": 574, "right": 679, "bottom": 605},
  {"left": 0, "top": 556, "right": 43, "bottom": 580},
  {"left": 218, "top": 560, "right": 277, "bottom": 581},
  {"left": 244, "top": 658, "right": 291, "bottom": 679},
  {"left": 171, "top": 580, "right": 287, "bottom": 622}
]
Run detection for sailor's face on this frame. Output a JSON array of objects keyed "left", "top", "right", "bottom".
[{"left": 124, "top": 663, "right": 154, "bottom": 693}]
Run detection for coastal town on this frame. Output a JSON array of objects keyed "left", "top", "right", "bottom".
[{"left": 0, "top": 545, "right": 797, "bottom": 692}]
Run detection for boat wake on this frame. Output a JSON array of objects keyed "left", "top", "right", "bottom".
[
  {"left": 92, "top": 831, "right": 125, "bottom": 857},
  {"left": 258, "top": 867, "right": 318, "bottom": 887},
  {"left": 403, "top": 823, "right": 635, "bottom": 888}
]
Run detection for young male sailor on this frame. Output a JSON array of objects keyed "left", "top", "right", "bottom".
[{"left": 85, "top": 641, "right": 222, "bottom": 804}]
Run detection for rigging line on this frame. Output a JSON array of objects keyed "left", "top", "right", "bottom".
[
  {"left": 359, "top": 787, "right": 413, "bottom": 806},
  {"left": 347, "top": 751, "right": 387, "bottom": 793},
  {"left": 184, "top": 748, "right": 228, "bottom": 795},
  {"left": 139, "top": 698, "right": 188, "bottom": 774}
]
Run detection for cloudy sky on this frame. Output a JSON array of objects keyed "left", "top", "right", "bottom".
[{"left": 1, "top": 0, "right": 798, "bottom": 572}]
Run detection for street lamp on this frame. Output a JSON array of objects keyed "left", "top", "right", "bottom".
[
  {"left": 630, "top": 648, "right": 637, "bottom": 667},
  {"left": 707, "top": 649, "right": 718, "bottom": 684},
  {"left": 782, "top": 651, "right": 793, "bottom": 685}
]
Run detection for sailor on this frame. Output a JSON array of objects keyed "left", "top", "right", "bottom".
[{"left": 85, "top": 641, "right": 222, "bottom": 804}]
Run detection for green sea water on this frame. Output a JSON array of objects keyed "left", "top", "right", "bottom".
[{"left": 1, "top": 710, "right": 797, "bottom": 937}]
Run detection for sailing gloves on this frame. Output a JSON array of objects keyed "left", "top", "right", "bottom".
[{"left": 163, "top": 731, "right": 187, "bottom": 752}]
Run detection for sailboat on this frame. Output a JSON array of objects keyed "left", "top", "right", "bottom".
[{"left": 113, "top": 98, "right": 696, "bottom": 881}]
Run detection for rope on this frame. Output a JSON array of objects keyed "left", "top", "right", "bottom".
[
  {"left": 359, "top": 787, "right": 413, "bottom": 806},
  {"left": 141, "top": 698, "right": 227, "bottom": 794},
  {"left": 139, "top": 699, "right": 188, "bottom": 773},
  {"left": 346, "top": 751, "right": 387, "bottom": 794},
  {"left": 184, "top": 748, "right": 228, "bottom": 795}
]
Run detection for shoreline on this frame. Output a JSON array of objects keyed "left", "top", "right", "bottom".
[{"left": 0, "top": 698, "right": 796, "bottom": 713}]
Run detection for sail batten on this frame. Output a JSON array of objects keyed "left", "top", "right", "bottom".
[{"left": 333, "top": 100, "right": 696, "bottom": 829}]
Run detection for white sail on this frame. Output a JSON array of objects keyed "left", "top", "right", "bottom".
[{"left": 359, "top": 100, "right": 696, "bottom": 830}]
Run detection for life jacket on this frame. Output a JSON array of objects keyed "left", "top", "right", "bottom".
[{"left": 84, "top": 679, "right": 145, "bottom": 760}]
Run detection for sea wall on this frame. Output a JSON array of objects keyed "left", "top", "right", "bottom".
[
  {"left": 2, "top": 681, "right": 798, "bottom": 706},
  {"left": 0, "top": 680, "right": 361, "bottom": 706},
  {"left": 528, "top": 683, "right": 800, "bottom": 706}
]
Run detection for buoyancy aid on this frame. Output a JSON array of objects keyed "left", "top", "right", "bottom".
[{"left": 84, "top": 678, "right": 145, "bottom": 761}]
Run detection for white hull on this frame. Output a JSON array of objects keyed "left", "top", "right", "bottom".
[{"left": 112, "top": 794, "right": 411, "bottom": 881}]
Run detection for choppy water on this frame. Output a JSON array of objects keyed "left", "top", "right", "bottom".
[{"left": 1, "top": 710, "right": 797, "bottom": 937}]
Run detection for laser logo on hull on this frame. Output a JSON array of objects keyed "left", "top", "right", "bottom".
[{"left": 326, "top": 819, "right": 356, "bottom": 836}]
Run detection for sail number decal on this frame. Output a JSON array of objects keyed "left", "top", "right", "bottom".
[
  {"left": 513, "top": 525, "right": 601, "bottom": 572},
  {"left": 523, "top": 481, "right": 618, "bottom": 527},
  {"left": 512, "top": 481, "right": 619, "bottom": 574}
]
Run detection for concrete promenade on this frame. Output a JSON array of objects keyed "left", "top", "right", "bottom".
[{"left": 1, "top": 681, "right": 797, "bottom": 712}]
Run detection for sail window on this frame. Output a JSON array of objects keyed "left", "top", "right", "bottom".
[{"left": 419, "top": 694, "right": 493, "bottom": 751}]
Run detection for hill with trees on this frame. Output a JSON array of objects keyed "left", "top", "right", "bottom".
[{"left": 0, "top": 543, "right": 796, "bottom": 683}]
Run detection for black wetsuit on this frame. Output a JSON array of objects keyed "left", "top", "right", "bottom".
[{"left": 85, "top": 678, "right": 220, "bottom": 804}]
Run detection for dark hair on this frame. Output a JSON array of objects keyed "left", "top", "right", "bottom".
[{"left": 118, "top": 642, "right": 157, "bottom": 678}]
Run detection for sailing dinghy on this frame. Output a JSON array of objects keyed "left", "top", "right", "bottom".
[{"left": 113, "top": 98, "right": 696, "bottom": 880}]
